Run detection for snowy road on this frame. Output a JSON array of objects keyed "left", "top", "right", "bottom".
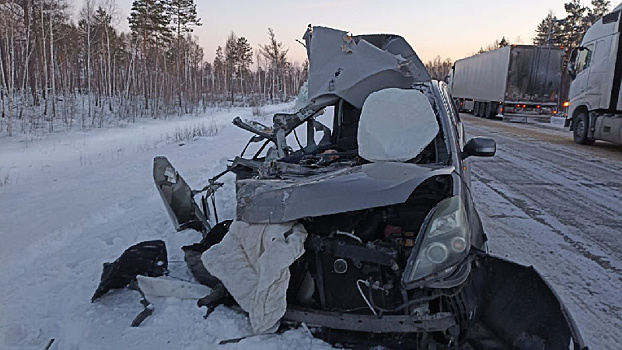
[
  {"left": 0, "top": 106, "right": 620, "bottom": 349},
  {"left": 462, "top": 114, "right": 622, "bottom": 350}
]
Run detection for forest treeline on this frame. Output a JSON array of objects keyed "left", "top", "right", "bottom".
[
  {"left": 0, "top": 0, "right": 307, "bottom": 136},
  {"left": 1, "top": 0, "right": 615, "bottom": 136},
  {"left": 425, "top": 0, "right": 612, "bottom": 81}
]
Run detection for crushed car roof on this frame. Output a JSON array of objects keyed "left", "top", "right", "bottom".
[{"left": 305, "top": 26, "right": 431, "bottom": 109}]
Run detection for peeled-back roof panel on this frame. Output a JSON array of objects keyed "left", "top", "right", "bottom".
[{"left": 306, "top": 27, "right": 431, "bottom": 109}]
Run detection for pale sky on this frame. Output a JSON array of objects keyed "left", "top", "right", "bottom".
[{"left": 71, "top": 0, "right": 613, "bottom": 65}]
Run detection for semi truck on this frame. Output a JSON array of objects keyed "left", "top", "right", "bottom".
[
  {"left": 449, "top": 45, "right": 565, "bottom": 121},
  {"left": 567, "top": 4, "right": 622, "bottom": 145}
]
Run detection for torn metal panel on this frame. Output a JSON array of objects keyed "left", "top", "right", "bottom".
[
  {"left": 474, "top": 255, "right": 588, "bottom": 350},
  {"left": 153, "top": 156, "right": 210, "bottom": 232},
  {"left": 284, "top": 307, "right": 456, "bottom": 333},
  {"left": 236, "top": 162, "right": 455, "bottom": 224},
  {"left": 307, "top": 26, "right": 431, "bottom": 109}
]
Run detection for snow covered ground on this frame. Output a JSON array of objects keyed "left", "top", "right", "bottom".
[
  {"left": 0, "top": 103, "right": 331, "bottom": 349},
  {"left": 0, "top": 105, "right": 619, "bottom": 349}
]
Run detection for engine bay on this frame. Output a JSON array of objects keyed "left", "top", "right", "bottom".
[{"left": 288, "top": 175, "right": 453, "bottom": 315}]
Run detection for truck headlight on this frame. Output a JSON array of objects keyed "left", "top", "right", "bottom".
[{"left": 402, "top": 196, "right": 470, "bottom": 285}]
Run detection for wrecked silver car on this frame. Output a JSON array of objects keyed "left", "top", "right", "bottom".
[{"left": 149, "top": 27, "right": 588, "bottom": 348}]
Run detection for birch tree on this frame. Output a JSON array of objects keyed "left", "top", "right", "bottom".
[{"left": 259, "top": 28, "right": 288, "bottom": 101}]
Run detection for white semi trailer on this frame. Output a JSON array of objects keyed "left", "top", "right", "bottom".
[
  {"left": 568, "top": 5, "right": 622, "bottom": 145},
  {"left": 450, "top": 45, "right": 564, "bottom": 121}
]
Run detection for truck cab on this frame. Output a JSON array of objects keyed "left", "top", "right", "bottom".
[{"left": 568, "top": 5, "right": 622, "bottom": 145}]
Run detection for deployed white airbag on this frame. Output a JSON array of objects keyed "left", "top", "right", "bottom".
[
  {"left": 201, "top": 220, "right": 308, "bottom": 334},
  {"left": 358, "top": 88, "right": 439, "bottom": 162}
]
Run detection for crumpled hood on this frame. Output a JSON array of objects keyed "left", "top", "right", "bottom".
[
  {"left": 236, "top": 162, "right": 454, "bottom": 223},
  {"left": 305, "top": 26, "right": 431, "bottom": 109}
]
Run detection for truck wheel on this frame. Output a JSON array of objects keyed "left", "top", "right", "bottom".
[
  {"left": 573, "top": 113, "right": 595, "bottom": 145},
  {"left": 484, "top": 103, "right": 492, "bottom": 119},
  {"left": 474, "top": 102, "right": 480, "bottom": 116}
]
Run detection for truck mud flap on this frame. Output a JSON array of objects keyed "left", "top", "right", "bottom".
[
  {"left": 471, "top": 256, "right": 588, "bottom": 350},
  {"left": 153, "top": 156, "right": 210, "bottom": 233}
]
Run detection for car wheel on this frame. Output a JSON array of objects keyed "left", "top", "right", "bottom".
[{"left": 573, "top": 112, "right": 595, "bottom": 145}]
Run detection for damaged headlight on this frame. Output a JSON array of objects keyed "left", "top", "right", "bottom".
[{"left": 402, "top": 196, "right": 470, "bottom": 286}]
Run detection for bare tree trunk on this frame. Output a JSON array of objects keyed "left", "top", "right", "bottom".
[
  {"left": 23, "top": 0, "right": 38, "bottom": 104},
  {"left": 0, "top": 8, "right": 12, "bottom": 136},
  {"left": 176, "top": 16, "right": 182, "bottom": 108},
  {"left": 49, "top": 12, "right": 56, "bottom": 132},
  {"left": 40, "top": 5, "right": 49, "bottom": 117},
  {"left": 142, "top": 35, "right": 149, "bottom": 110}
]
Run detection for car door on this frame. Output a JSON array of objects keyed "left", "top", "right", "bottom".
[{"left": 568, "top": 43, "right": 595, "bottom": 102}]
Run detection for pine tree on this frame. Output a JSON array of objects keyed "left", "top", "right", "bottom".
[
  {"left": 590, "top": 0, "right": 611, "bottom": 22},
  {"left": 167, "top": 0, "right": 201, "bottom": 108},
  {"left": 236, "top": 36, "right": 253, "bottom": 96},
  {"left": 129, "top": 0, "right": 171, "bottom": 109},
  {"left": 213, "top": 46, "right": 224, "bottom": 96},
  {"left": 499, "top": 37, "right": 509, "bottom": 47},
  {"left": 237, "top": 37, "right": 253, "bottom": 70},
  {"left": 224, "top": 32, "right": 238, "bottom": 103},
  {"left": 167, "top": 0, "right": 201, "bottom": 35},
  {"left": 129, "top": 0, "right": 171, "bottom": 45},
  {"left": 533, "top": 11, "right": 565, "bottom": 46},
  {"left": 563, "top": 0, "right": 591, "bottom": 50}
]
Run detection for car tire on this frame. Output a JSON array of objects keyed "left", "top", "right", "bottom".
[{"left": 573, "top": 112, "right": 595, "bottom": 145}]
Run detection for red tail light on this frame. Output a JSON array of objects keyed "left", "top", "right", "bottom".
[
  {"left": 522, "top": 104, "right": 526, "bottom": 108},
  {"left": 536, "top": 105, "right": 541, "bottom": 109}
]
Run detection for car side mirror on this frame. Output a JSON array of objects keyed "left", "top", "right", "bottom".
[
  {"left": 568, "top": 48, "right": 578, "bottom": 79},
  {"left": 463, "top": 137, "right": 496, "bottom": 159},
  {"left": 567, "top": 64, "right": 577, "bottom": 79}
]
